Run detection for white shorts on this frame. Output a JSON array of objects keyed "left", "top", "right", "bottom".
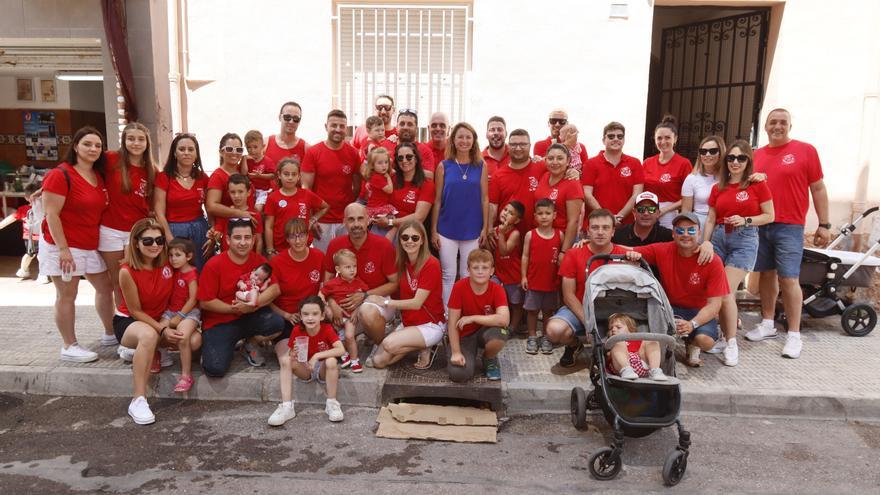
[
  {"left": 414, "top": 322, "right": 446, "bottom": 347},
  {"left": 98, "top": 225, "right": 130, "bottom": 252},
  {"left": 255, "top": 189, "right": 270, "bottom": 206},
  {"left": 38, "top": 238, "right": 107, "bottom": 277},
  {"left": 357, "top": 301, "right": 397, "bottom": 332}
]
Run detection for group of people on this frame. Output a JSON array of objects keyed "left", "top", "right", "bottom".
[{"left": 29, "top": 92, "right": 829, "bottom": 426}]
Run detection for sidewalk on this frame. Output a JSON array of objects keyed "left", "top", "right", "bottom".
[{"left": 2, "top": 258, "right": 879, "bottom": 421}]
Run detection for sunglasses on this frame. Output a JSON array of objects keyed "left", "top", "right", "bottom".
[
  {"left": 222, "top": 146, "right": 245, "bottom": 153},
  {"left": 281, "top": 114, "right": 301, "bottom": 123},
  {"left": 139, "top": 235, "right": 166, "bottom": 246},
  {"left": 699, "top": 147, "right": 720, "bottom": 156},
  {"left": 375, "top": 104, "right": 393, "bottom": 111},
  {"left": 399, "top": 234, "right": 421, "bottom": 242},
  {"left": 605, "top": 133, "right": 624, "bottom": 140},
  {"left": 725, "top": 154, "right": 749, "bottom": 163},
  {"left": 673, "top": 226, "right": 699, "bottom": 235},
  {"left": 397, "top": 154, "right": 415, "bottom": 161},
  {"left": 549, "top": 118, "right": 568, "bottom": 125},
  {"left": 636, "top": 205, "right": 658, "bottom": 214}
]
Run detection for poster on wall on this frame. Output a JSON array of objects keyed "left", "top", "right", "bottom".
[{"left": 22, "top": 111, "right": 58, "bottom": 161}]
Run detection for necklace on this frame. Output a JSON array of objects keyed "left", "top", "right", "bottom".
[{"left": 455, "top": 160, "right": 471, "bottom": 180}]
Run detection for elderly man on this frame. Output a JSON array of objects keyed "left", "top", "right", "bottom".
[
  {"left": 627, "top": 212, "right": 729, "bottom": 367},
  {"left": 425, "top": 112, "right": 449, "bottom": 166},
  {"left": 323, "top": 203, "right": 399, "bottom": 366},
  {"left": 612, "top": 192, "right": 672, "bottom": 247},
  {"left": 533, "top": 108, "right": 569, "bottom": 159},
  {"left": 381, "top": 108, "right": 435, "bottom": 174},
  {"left": 482, "top": 116, "right": 510, "bottom": 179},
  {"left": 352, "top": 94, "right": 398, "bottom": 150}
]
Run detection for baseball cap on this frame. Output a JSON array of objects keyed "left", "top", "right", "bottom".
[
  {"left": 634, "top": 191, "right": 659, "bottom": 206},
  {"left": 672, "top": 212, "right": 700, "bottom": 227}
]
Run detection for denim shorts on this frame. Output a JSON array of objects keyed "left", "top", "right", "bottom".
[
  {"left": 549, "top": 305, "right": 586, "bottom": 336},
  {"left": 162, "top": 309, "right": 201, "bottom": 324},
  {"left": 754, "top": 223, "right": 805, "bottom": 278},
  {"left": 711, "top": 225, "right": 759, "bottom": 271},
  {"left": 672, "top": 306, "right": 719, "bottom": 343}
]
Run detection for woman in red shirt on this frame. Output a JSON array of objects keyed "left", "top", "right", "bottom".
[
  {"left": 699, "top": 140, "right": 774, "bottom": 367},
  {"left": 154, "top": 133, "right": 210, "bottom": 270},
  {"left": 374, "top": 142, "right": 434, "bottom": 234},
  {"left": 99, "top": 122, "right": 157, "bottom": 319},
  {"left": 642, "top": 115, "right": 693, "bottom": 228},
  {"left": 534, "top": 143, "right": 584, "bottom": 253},
  {"left": 206, "top": 133, "right": 254, "bottom": 222},
  {"left": 370, "top": 221, "right": 445, "bottom": 370},
  {"left": 115, "top": 218, "right": 175, "bottom": 425},
  {"left": 39, "top": 126, "right": 113, "bottom": 364}
]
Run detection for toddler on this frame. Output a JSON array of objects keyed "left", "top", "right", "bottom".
[
  {"left": 244, "top": 129, "right": 277, "bottom": 211},
  {"left": 236, "top": 263, "right": 273, "bottom": 306},
  {"left": 606, "top": 313, "right": 668, "bottom": 381},
  {"left": 320, "top": 249, "right": 369, "bottom": 372},
  {"left": 163, "top": 238, "right": 202, "bottom": 392},
  {"left": 359, "top": 115, "right": 388, "bottom": 162},
  {"left": 0, "top": 183, "right": 43, "bottom": 281},
  {"left": 363, "top": 147, "right": 397, "bottom": 225}
]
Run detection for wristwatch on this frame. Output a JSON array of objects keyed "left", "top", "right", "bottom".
[
  {"left": 745, "top": 217, "right": 752, "bottom": 225},
  {"left": 818, "top": 222, "right": 832, "bottom": 229},
  {"left": 690, "top": 320, "right": 698, "bottom": 330},
  {"left": 383, "top": 297, "right": 391, "bottom": 307}
]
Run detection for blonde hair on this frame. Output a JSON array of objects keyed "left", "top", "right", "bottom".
[
  {"left": 693, "top": 135, "right": 726, "bottom": 176},
  {"left": 125, "top": 218, "right": 168, "bottom": 271},
  {"left": 446, "top": 122, "right": 483, "bottom": 165},
  {"left": 466, "top": 248, "right": 494, "bottom": 267},
  {"left": 608, "top": 313, "right": 637, "bottom": 333},
  {"left": 365, "top": 147, "right": 390, "bottom": 179},
  {"left": 395, "top": 221, "right": 429, "bottom": 274},
  {"left": 332, "top": 248, "right": 357, "bottom": 266}
]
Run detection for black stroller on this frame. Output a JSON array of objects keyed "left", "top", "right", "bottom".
[{"left": 570, "top": 255, "right": 690, "bottom": 486}]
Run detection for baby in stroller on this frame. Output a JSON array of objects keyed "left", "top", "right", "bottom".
[{"left": 606, "top": 313, "right": 668, "bottom": 381}]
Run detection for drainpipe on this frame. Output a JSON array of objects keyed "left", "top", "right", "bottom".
[
  {"left": 853, "top": 14, "right": 880, "bottom": 249},
  {"left": 167, "top": 0, "right": 182, "bottom": 133}
]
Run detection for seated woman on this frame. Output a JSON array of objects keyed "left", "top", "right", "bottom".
[{"left": 369, "top": 221, "right": 445, "bottom": 369}]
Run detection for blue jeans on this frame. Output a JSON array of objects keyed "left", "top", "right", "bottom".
[
  {"left": 672, "top": 306, "right": 719, "bottom": 343},
  {"left": 711, "top": 225, "right": 759, "bottom": 271},
  {"left": 170, "top": 217, "right": 210, "bottom": 271},
  {"left": 201, "top": 307, "right": 285, "bottom": 377},
  {"left": 549, "top": 306, "right": 587, "bottom": 337},
  {"left": 754, "top": 223, "right": 805, "bottom": 278}
]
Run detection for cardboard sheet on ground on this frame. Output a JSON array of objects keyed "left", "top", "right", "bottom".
[
  {"left": 375, "top": 407, "right": 497, "bottom": 443},
  {"left": 387, "top": 403, "right": 498, "bottom": 426}
]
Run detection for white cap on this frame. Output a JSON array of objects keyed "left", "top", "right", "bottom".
[{"left": 635, "top": 191, "right": 659, "bottom": 206}]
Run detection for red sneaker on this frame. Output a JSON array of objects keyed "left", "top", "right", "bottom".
[
  {"left": 340, "top": 353, "right": 352, "bottom": 369},
  {"left": 350, "top": 360, "right": 363, "bottom": 373}
]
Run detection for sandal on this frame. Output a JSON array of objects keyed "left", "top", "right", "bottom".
[
  {"left": 685, "top": 345, "right": 704, "bottom": 368},
  {"left": 413, "top": 346, "right": 439, "bottom": 370},
  {"left": 174, "top": 375, "right": 194, "bottom": 393}
]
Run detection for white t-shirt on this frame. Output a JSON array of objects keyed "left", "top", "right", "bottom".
[{"left": 681, "top": 173, "right": 717, "bottom": 215}]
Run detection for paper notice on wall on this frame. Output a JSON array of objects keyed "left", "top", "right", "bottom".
[{"left": 22, "top": 111, "right": 58, "bottom": 161}]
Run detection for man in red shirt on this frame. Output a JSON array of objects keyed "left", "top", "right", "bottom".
[
  {"left": 199, "top": 218, "right": 283, "bottom": 377},
  {"left": 482, "top": 116, "right": 510, "bottom": 180},
  {"left": 425, "top": 112, "right": 449, "bottom": 166},
  {"left": 627, "top": 212, "right": 729, "bottom": 367},
  {"left": 746, "top": 108, "right": 830, "bottom": 359},
  {"left": 488, "top": 129, "right": 545, "bottom": 235},
  {"left": 301, "top": 109, "right": 362, "bottom": 252},
  {"left": 545, "top": 209, "right": 628, "bottom": 367},
  {"left": 533, "top": 108, "right": 568, "bottom": 159},
  {"left": 352, "top": 94, "right": 398, "bottom": 150},
  {"left": 582, "top": 122, "right": 645, "bottom": 226},
  {"left": 323, "top": 203, "right": 399, "bottom": 366},
  {"left": 381, "top": 109, "right": 435, "bottom": 175},
  {"left": 264, "top": 101, "right": 309, "bottom": 165}
]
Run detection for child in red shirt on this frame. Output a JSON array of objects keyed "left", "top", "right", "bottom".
[
  {"left": 363, "top": 148, "right": 397, "bottom": 240},
  {"left": 263, "top": 157, "right": 328, "bottom": 256},
  {"left": 492, "top": 200, "right": 525, "bottom": 336},
  {"left": 521, "top": 198, "right": 562, "bottom": 355},
  {"left": 605, "top": 313, "right": 667, "bottom": 381},
  {"left": 320, "top": 249, "right": 369, "bottom": 373},
  {"left": 209, "top": 174, "right": 263, "bottom": 254},
  {"left": 164, "top": 238, "right": 202, "bottom": 392},
  {"left": 358, "top": 116, "right": 388, "bottom": 163},
  {"left": 244, "top": 130, "right": 277, "bottom": 212},
  {"left": 0, "top": 184, "right": 41, "bottom": 280}
]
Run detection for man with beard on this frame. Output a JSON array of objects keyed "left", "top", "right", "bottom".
[
  {"left": 381, "top": 109, "right": 435, "bottom": 175},
  {"left": 425, "top": 112, "right": 449, "bottom": 166},
  {"left": 301, "top": 110, "right": 362, "bottom": 252},
  {"left": 352, "top": 94, "right": 398, "bottom": 150},
  {"left": 533, "top": 108, "right": 568, "bottom": 159},
  {"left": 488, "top": 129, "right": 544, "bottom": 237},
  {"left": 482, "top": 116, "right": 510, "bottom": 180},
  {"left": 323, "top": 203, "right": 399, "bottom": 367}
]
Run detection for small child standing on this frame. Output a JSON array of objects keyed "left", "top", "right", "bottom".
[
  {"left": 362, "top": 148, "right": 397, "bottom": 239},
  {"left": 244, "top": 130, "right": 277, "bottom": 212},
  {"left": 236, "top": 263, "right": 273, "bottom": 306},
  {"left": 492, "top": 201, "right": 525, "bottom": 337},
  {"left": 262, "top": 158, "right": 329, "bottom": 257},
  {"left": 0, "top": 184, "right": 42, "bottom": 280},
  {"left": 164, "top": 238, "right": 202, "bottom": 392},
  {"left": 320, "top": 249, "right": 369, "bottom": 373},
  {"left": 521, "top": 198, "right": 562, "bottom": 355},
  {"left": 359, "top": 115, "right": 388, "bottom": 163},
  {"left": 606, "top": 313, "right": 667, "bottom": 381},
  {"left": 210, "top": 174, "right": 264, "bottom": 254}
]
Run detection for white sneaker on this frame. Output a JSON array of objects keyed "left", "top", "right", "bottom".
[
  {"left": 60, "top": 343, "right": 98, "bottom": 363},
  {"left": 619, "top": 366, "right": 639, "bottom": 380},
  {"left": 159, "top": 348, "right": 173, "bottom": 368},
  {"left": 15, "top": 268, "right": 30, "bottom": 278},
  {"left": 268, "top": 402, "right": 296, "bottom": 426},
  {"left": 706, "top": 338, "right": 726, "bottom": 355},
  {"left": 128, "top": 396, "right": 155, "bottom": 425},
  {"left": 722, "top": 340, "right": 739, "bottom": 367},
  {"left": 117, "top": 345, "right": 135, "bottom": 362},
  {"left": 36, "top": 275, "right": 51, "bottom": 284},
  {"left": 745, "top": 323, "right": 778, "bottom": 342},
  {"left": 100, "top": 334, "right": 119, "bottom": 346},
  {"left": 649, "top": 368, "right": 669, "bottom": 381},
  {"left": 325, "top": 399, "right": 344, "bottom": 422},
  {"left": 782, "top": 334, "right": 802, "bottom": 359}
]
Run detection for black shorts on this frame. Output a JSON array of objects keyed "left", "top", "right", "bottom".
[{"left": 113, "top": 315, "right": 137, "bottom": 342}]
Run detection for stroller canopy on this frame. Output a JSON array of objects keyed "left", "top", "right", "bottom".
[{"left": 582, "top": 262, "right": 676, "bottom": 336}]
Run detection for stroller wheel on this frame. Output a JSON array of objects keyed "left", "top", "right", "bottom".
[
  {"left": 570, "top": 387, "right": 588, "bottom": 430},
  {"left": 588, "top": 447, "right": 622, "bottom": 481},
  {"left": 841, "top": 303, "right": 877, "bottom": 337},
  {"left": 662, "top": 449, "right": 688, "bottom": 486}
]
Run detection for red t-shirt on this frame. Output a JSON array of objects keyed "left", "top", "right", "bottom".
[
  {"left": 558, "top": 244, "right": 629, "bottom": 303},
  {"left": 582, "top": 152, "right": 644, "bottom": 225},
  {"left": 41, "top": 163, "right": 109, "bottom": 250},
  {"left": 15, "top": 205, "right": 36, "bottom": 240},
  {"left": 380, "top": 141, "right": 436, "bottom": 172},
  {"left": 301, "top": 141, "right": 361, "bottom": 223},
  {"left": 154, "top": 173, "right": 208, "bottom": 223},
  {"left": 246, "top": 155, "right": 277, "bottom": 191},
  {"left": 323, "top": 233, "right": 397, "bottom": 290},
  {"left": 526, "top": 229, "right": 563, "bottom": 291},
  {"left": 708, "top": 181, "right": 772, "bottom": 223},
  {"left": 642, "top": 153, "right": 692, "bottom": 203},
  {"left": 488, "top": 160, "right": 546, "bottom": 234},
  {"left": 287, "top": 322, "right": 339, "bottom": 360},
  {"left": 270, "top": 247, "right": 324, "bottom": 314},
  {"left": 482, "top": 146, "right": 510, "bottom": 181},
  {"left": 753, "top": 140, "right": 823, "bottom": 225},
  {"left": 213, "top": 209, "right": 263, "bottom": 252},
  {"left": 494, "top": 227, "right": 522, "bottom": 285},
  {"left": 168, "top": 268, "right": 198, "bottom": 312},
  {"left": 321, "top": 276, "right": 370, "bottom": 311},
  {"left": 365, "top": 174, "right": 394, "bottom": 208},
  {"left": 534, "top": 175, "right": 584, "bottom": 230},
  {"left": 118, "top": 263, "right": 174, "bottom": 320},
  {"left": 533, "top": 137, "right": 554, "bottom": 158},
  {"left": 207, "top": 167, "right": 256, "bottom": 209},
  {"left": 352, "top": 125, "right": 397, "bottom": 151},
  {"left": 425, "top": 141, "right": 446, "bottom": 167},
  {"left": 447, "top": 278, "right": 508, "bottom": 337},
  {"left": 198, "top": 251, "right": 275, "bottom": 330},
  {"left": 358, "top": 139, "right": 384, "bottom": 163},
  {"left": 634, "top": 242, "right": 729, "bottom": 309},
  {"left": 101, "top": 152, "right": 150, "bottom": 231},
  {"left": 390, "top": 179, "right": 434, "bottom": 217},
  {"left": 399, "top": 256, "right": 445, "bottom": 326},
  {"left": 264, "top": 135, "right": 307, "bottom": 166},
  {"left": 263, "top": 187, "right": 324, "bottom": 251}
]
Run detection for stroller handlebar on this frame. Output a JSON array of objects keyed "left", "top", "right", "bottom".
[{"left": 587, "top": 253, "right": 652, "bottom": 273}]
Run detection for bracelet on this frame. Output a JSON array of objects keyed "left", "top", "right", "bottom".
[{"left": 159, "top": 327, "right": 167, "bottom": 336}]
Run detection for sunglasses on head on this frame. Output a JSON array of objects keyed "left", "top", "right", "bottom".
[
  {"left": 222, "top": 146, "right": 245, "bottom": 154},
  {"left": 606, "top": 133, "right": 624, "bottom": 140},
  {"left": 399, "top": 108, "right": 417, "bottom": 117},
  {"left": 375, "top": 104, "right": 393, "bottom": 112},
  {"left": 549, "top": 118, "right": 567, "bottom": 125},
  {"left": 399, "top": 234, "right": 421, "bottom": 242},
  {"left": 636, "top": 205, "right": 658, "bottom": 214},
  {"left": 699, "top": 147, "right": 720, "bottom": 156},
  {"left": 139, "top": 235, "right": 166, "bottom": 246},
  {"left": 397, "top": 154, "right": 415, "bottom": 161},
  {"left": 725, "top": 154, "right": 749, "bottom": 163},
  {"left": 281, "top": 114, "right": 301, "bottom": 123},
  {"left": 674, "top": 226, "right": 699, "bottom": 235},
  {"left": 229, "top": 217, "right": 254, "bottom": 226}
]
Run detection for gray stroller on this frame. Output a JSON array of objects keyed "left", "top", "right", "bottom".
[{"left": 570, "top": 255, "right": 690, "bottom": 486}]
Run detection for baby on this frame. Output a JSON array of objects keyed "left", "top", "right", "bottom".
[
  {"left": 235, "top": 263, "right": 273, "bottom": 306},
  {"left": 606, "top": 313, "right": 668, "bottom": 381}
]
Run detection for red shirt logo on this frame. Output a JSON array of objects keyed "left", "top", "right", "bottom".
[
  {"left": 317, "top": 341, "right": 329, "bottom": 353},
  {"left": 298, "top": 204, "right": 307, "bottom": 216},
  {"left": 162, "top": 266, "right": 173, "bottom": 279},
  {"left": 549, "top": 189, "right": 559, "bottom": 201},
  {"left": 660, "top": 173, "right": 672, "bottom": 183},
  {"left": 342, "top": 165, "right": 353, "bottom": 175},
  {"left": 136, "top": 179, "right": 147, "bottom": 198},
  {"left": 404, "top": 190, "right": 417, "bottom": 204},
  {"left": 177, "top": 279, "right": 185, "bottom": 288},
  {"left": 782, "top": 153, "right": 796, "bottom": 165},
  {"left": 483, "top": 304, "right": 493, "bottom": 315},
  {"left": 408, "top": 275, "right": 418, "bottom": 291},
  {"left": 364, "top": 261, "right": 376, "bottom": 274},
  {"left": 528, "top": 176, "right": 539, "bottom": 191},
  {"left": 309, "top": 270, "right": 320, "bottom": 282},
  {"left": 688, "top": 272, "right": 701, "bottom": 285},
  {"left": 620, "top": 166, "right": 631, "bottom": 178},
  {"left": 735, "top": 191, "right": 750, "bottom": 202}
]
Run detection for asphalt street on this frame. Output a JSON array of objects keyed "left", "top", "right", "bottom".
[{"left": 1, "top": 393, "right": 879, "bottom": 494}]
